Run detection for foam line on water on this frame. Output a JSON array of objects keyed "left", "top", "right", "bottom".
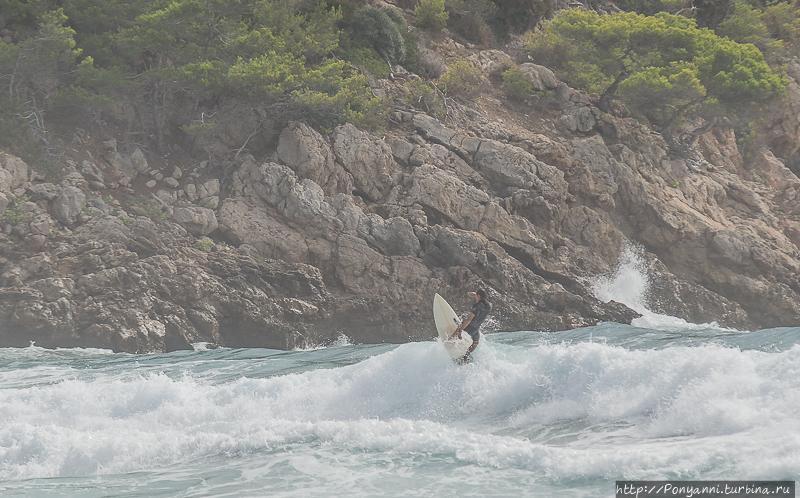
[{"left": 2, "top": 338, "right": 800, "bottom": 481}]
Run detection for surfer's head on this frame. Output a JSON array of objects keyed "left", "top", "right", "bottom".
[{"left": 476, "top": 288, "right": 488, "bottom": 302}]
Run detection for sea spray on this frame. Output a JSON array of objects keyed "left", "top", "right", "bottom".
[
  {"left": 592, "top": 245, "right": 729, "bottom": 331},
  {"left": 592, "top": 244, "right": 651, "bottom": 312}
]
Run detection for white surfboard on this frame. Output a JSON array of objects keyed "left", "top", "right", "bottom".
[{"left": 433, "top": 293, "right": 473, "bottom": 360}]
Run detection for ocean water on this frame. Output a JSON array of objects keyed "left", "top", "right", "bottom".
[{"left": 2, "top": 251, "right": 800, "bottom": 496}]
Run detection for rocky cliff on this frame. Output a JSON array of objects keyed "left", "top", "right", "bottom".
[{"left": 2, "top": 47, "right": 800, "bottom": 353}]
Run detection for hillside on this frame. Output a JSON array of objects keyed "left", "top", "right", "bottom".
[{"left": 1, "top": 0, "right": 800, "bottom": 352}]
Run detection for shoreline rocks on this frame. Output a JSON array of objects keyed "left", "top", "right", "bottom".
[{"left": 3, "top": 51, "right": 800, "bottom": 351}]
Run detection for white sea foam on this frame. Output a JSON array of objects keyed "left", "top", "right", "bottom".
[
  {"left": 593, "top": 245, "right": 734, "bottom": 332},
  {"left": 291, "top": 333, "right": 353, "bottom": 352},
  {"left": 2, "top": 336, "right": 800, "bottom": 484}
]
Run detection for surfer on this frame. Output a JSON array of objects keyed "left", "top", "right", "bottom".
[{"left": 452, "top": 288, "right": 492, "bottom": 364}]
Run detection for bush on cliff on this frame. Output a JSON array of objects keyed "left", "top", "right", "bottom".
[
  {"left": 415, "top": 0, "right": 449, "bottom": 31},
  {"left": 612, "top": 0, "right": 732, "bottom": 29},
  {"left": 502, "top": 66, "right": 535, "bottom": 100},
  {"left": 0, "top": 0, "right": 396, "bottom": 163},
  {"left": 0, "top": 9, "right": 81, "bottom": 167},
  {"left": 525, "top": 10, "right": 786, "bottom": 144}
]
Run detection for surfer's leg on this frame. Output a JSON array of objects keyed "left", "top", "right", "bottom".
[{"left": 461, "top": 339, "right": 478, "bottom": 363}]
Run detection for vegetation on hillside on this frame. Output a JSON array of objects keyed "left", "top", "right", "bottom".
[
  {"left": 0, "top": 0, "right": 796, "bottom": 168},
  {"left": 525, "top": 7, "right": 787, "bottom": 147}
]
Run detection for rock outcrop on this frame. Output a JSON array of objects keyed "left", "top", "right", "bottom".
[{"left": 2, "top": 45, "right": 800, "bottom": 352}]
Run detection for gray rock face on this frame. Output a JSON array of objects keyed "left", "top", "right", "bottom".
[
  {"left": 171, "top": 206, "right": 218, "bottom": 236},
  {"left": 474, "top": 139, "right": 568, "bottom": 201},
  {"left": 559, "top": 107, "right": 596, "bottom": 133},
  {"left": 278, "top": 121, "right": 353, "bottom": 196},
  {"left": 80, "top": 161, "right": 104, "bottom": 185},
  {"left": 332, "top": 123, "right": 396, "bottom": 202},
  {"left": 198, "top": 179, "right": 219, "bottom": 199},
  {"left": 27, "top": 183, "right": 60, "bottom": 201},
  {"left": 766, "top": 61, "right": 800, "bottom": 160},
  {"left": 412, "top": 113, "right": 457, "bottom": 146},
  {"left": 2, "top": 154, "right": 31, "bottom": 189},
  {"left": 0, "top": 220, "right": 332, "bottom": 352},
  {"left": 519, "top": 63, "right": 559, "bottom": 91},
  {"left": 7, "top": 51, "right": 800, "bottom": 352},
  {"left": 53, "top": 186, "right": 86, "bottom": 225},
  {"left": 199, "top": 196, "right": 218, "bottom": 209},
  {"left": 185, "top": 184, "right": 198, "bottom": 202},
  {"left": 404, "top": 165, "right": 490, "bottom": 230},
  {"left": 110, "top": 153, "right": 137, "bottom": 185},
  {"left": 467, "top": 50, "right": 515, "bottom": 74},
  {"left": 219, "top": 198, "right": 309, "bottom": 262},
  {"left": 0, "top": 169, "right": 13, "bottom": 194},
  {"left": 131, "top": 147, "right": 149, "bottom": 173}
]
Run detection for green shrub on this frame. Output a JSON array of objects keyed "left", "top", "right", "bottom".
[
  {"left": 2, "top": 195, "right": 29, "bottom": 225},
  {"left": 417, "top": 46, "right": 447, "bottom": 79},
  {"left": 336, "top": 38, "right": 392, "bottom": 78},
  {"left": 438, "top": 59, "right": 482, "bottom": 97},
  {"left": 763, "top": 1, "right": 800, "bottom": 49},
  {"left": 502, "top": 66, "right": 534, "bottom": 100},
  {"left": 348, "top": 6, "right": 418, "bottom": 73},
  {"left": 488, "top": 0, "right": 554, "bottom": 39},
  {"left": 716, "top": 1, "right": 776, "bottom": 52},
  {"left": 123, "top": 194, "right": 167, "bottom": 223},
  {"left": 403, "top": 78, "right": 437, "bottom": 110},
  {"left": 292, "top": 62, "right": 389, "bottom": 132},
  {"left": 47, "top": 85, "right": 114, "bottom": 124},
  {"left": 446, "top": 0, "right": 496, "bottom": 44},
  {"left": 524, "top": 10, "right": 786, "bottom": 142},
  {"left": 613, "top": 0, "right": 669, "bottom": 16},
  {"left": 415, "top": 0, "right": 449, "bottom": 31},
  {"left": 194, "top": 239, "right": 214, "bottom": 251},
  {"left": 0, "top": 98, "right": 48, "bottom": 172},
  {"left": 352, "top": 7, "right": 407, "bottom": 66}
]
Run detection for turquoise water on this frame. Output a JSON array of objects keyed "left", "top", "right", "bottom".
[
  {"left": 2, "top": 322, "right": 800, "bottom": 497},
  {"left": 3, "top": 247, "right": 799, "bottom": 497}
]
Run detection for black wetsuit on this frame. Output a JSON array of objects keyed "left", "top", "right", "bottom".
[{"left": 464, "top": 300, "right": 491, "bottom": 341}]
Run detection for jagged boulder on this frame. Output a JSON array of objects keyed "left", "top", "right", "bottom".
[
  {"left": 332, "top": 123, "right": 396, "bottom": 202},
  {"left": 467, "top": 50, "right": 515, "bottom": 74},
  {"left": 109, "top": 152, "right": 137, "bottom": 185},
  {"left": 171, "top": 206, "right": 218, "bottom": 236},
  {"left": 474, "top": 139, "right": 568, "bottom": 202},
  {"left": 278, "top": 121, "right": 354, "bottom": 196},
  {"left": 755, "top": 149, "right": 800, "bottom": 190},
  {"left": 567, "top": 135, "right": 621, "bottom": 210},
  {"left": 519, "top": 63, "right": 559, "bottom": 91},
  {"left": 130, "top": 147, "right": 149, "bottom": 174},
  {"left": 80, "top": 160, "right": 105, "bottom": 189},
  {"left": 403, "top": 164, "right": 490, "bottom": 230},
  {"left": 27, "top": 183, "right": 60, "bottom": 201},
  {"left": 219, "top": 198, "right": 309, "bottom": 262},
  {"left": 53, "top": 186, "right": 86, "bottom": 225},
  {"left": 281, "top": 179, "right": 344, "bottom": 240},
  {"left": 2, "top": 154, "right": 31, "bottom": 189}
]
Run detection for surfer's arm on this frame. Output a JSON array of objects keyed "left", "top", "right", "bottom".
[{"left": 454, "top": 313, "right": 475, "bottom": 339}]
